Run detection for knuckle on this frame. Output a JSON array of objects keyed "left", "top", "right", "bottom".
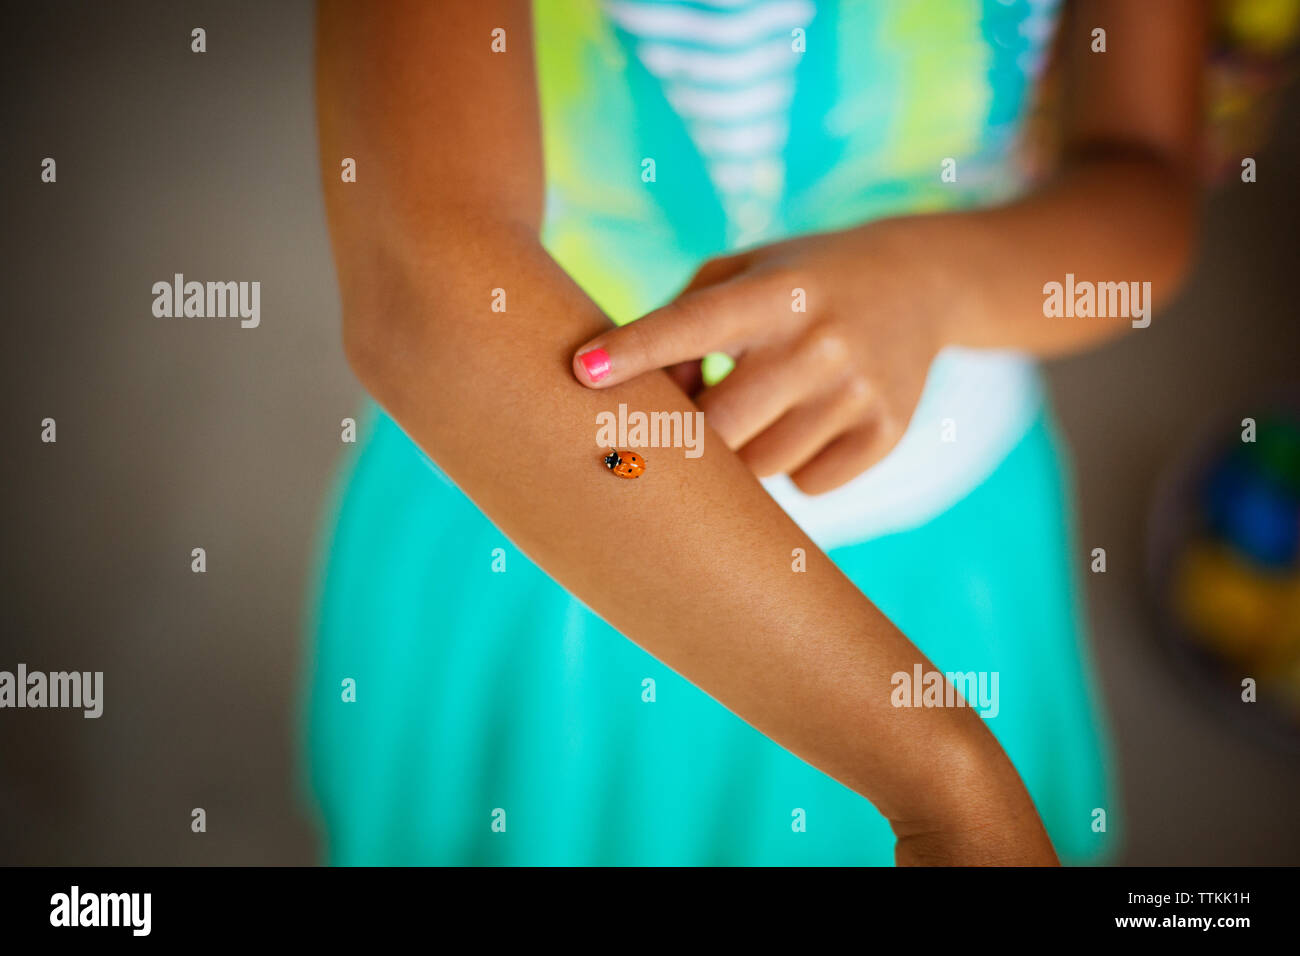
[
  {"left": 689, "top": 261, "right": 716, "bottom": 285},
  {"left": 875, "top": 404, "right": 904, "bottom": 439},
  {"left": 843, "top": 375, "right": 874, "bottom": 409},
  {"left": 803, "top": 324, "right": 851, "bottom": 366},
  {"left": 765, "top": 266, "right": 809, "bottom": 321},
  {"left": 694, "top": 254, "right": 736, "bottom": 285},
  {"left": 764, "top": 264, "right": 804, "bottom": 294}
]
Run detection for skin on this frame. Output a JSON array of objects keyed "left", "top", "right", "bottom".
[{"left": 316, "top": 0, "right": 1203, "bottom": 865}]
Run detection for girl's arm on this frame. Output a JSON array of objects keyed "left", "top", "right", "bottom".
[{"left": 316, "top": 0, "right": 1057, "bottom": 865}]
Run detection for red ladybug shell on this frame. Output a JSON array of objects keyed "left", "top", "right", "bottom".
[{"left": 604, "top": 449, "right": 645, "bottom": 479}]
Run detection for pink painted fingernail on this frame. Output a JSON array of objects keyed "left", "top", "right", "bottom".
[{"left": 579, "top": 348, "right": 611, "bottom": 383}]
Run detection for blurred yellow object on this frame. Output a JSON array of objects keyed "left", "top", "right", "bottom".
[
  {"left": 1175, "top": 541, "right": 1300, "bottom": 663},
  {"left": 1220, "top": 0, "right": 1300, "bottom": 56}
]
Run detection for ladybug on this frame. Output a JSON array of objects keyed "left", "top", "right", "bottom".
[{"left": 603, "top": 448, "right": 645, "bottom": 479}]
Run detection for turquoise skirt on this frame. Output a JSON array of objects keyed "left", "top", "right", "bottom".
[{"left": 301, "top": 402, "right": 1116, "bottom": 865}]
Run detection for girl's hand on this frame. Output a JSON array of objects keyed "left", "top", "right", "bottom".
[{"left": 571, "top": 223, "right": 951, "bottom": 494}]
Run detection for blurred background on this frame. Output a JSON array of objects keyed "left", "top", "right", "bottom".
[{"left": 2, "top": 0, "right": 1297, "bottom": 865}]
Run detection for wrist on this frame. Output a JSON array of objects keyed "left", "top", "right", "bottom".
[
  {"left": 886, "top": 716, "right": 1059, "bottom": 865},
  {"left": 862, "top": 214, "right": 994, "bottom": 354}
]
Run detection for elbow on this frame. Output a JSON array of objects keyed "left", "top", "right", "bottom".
[
  {"left": 342, "top": 312, "right": 379, "bottom": 392},
  {"left": 1155, "top": 191, "right": 1202, "bottom": 306},
  {"left": 335, "top": 253, "right": 429, "bottom": 404},
  {"left": 1129, "top": 154, "right": 1202, "bottom": 309},
  {"left": 341, "top": 306, "right": 400, "bottom": 406}
]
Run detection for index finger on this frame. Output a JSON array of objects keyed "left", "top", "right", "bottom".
[{"left": 572, "top": 276, "right": 776, "bottom": 388}]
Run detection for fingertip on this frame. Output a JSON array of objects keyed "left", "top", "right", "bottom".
[{"left": 575, "top": 346, "right": 612, "bottom": 385}]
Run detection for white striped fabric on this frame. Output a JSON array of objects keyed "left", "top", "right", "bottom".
[{"left": 605, "top": 0, "right": 814, "bottom": 246}]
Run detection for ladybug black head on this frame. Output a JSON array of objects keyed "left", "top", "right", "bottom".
[{"left": 603, "top": 450, "right": 621, "bottom": 470}]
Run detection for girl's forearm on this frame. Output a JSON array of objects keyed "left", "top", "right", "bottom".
[
  {"left": 890, "top": 153, "right": 1199, "bottom": 358},
  {"left": 334, "top": 219, "right": 1054, "bottom": 861}
]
